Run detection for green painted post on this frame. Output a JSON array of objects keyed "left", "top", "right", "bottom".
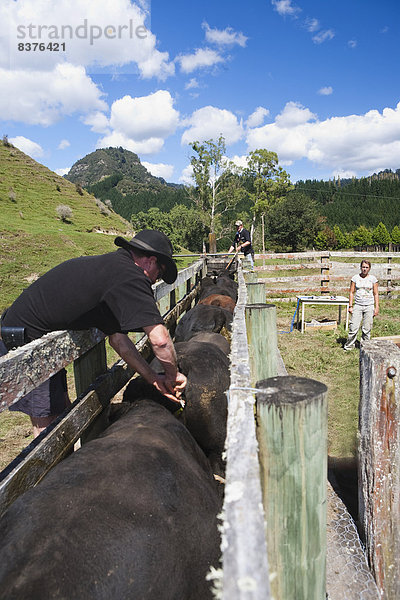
[
  {"left": 244, "top": 271, "right": 257, "bottom": 283},
  {"left": 256, "top": 376, "right": 328, "bottom": 600},
  {"left": 245, "top": 303, "right": 277, "bottom": 384},
  {"left": 247, "top": 282, "right": 265, "bottom": 304}
]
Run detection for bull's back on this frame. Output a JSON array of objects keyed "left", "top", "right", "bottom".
[{"left": 0, "top": 402, "right": 221, "bottom": 600}]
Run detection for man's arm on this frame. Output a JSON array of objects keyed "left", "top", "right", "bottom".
[
  {"left": 373, "top": 281, "right": 379, "bottom": 316},
  {"left": 348, "top": 281, "right": 356, "bottom": 314},
  {"left": 109, "top": 330, "right": 186, "bottom": 403}
]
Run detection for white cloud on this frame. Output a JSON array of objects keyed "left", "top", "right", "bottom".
[
  {"left": 177, "top": 48, "right": 225, "bottom": 74},
  {"left": 246, "top": 101, "right": 400, "bottom": 174},
  {"left": 271, "top": 0, "right": 301, "bottom": 17},
  {"left": 9, "top": 136, "right": 43, "bottom": 158},
  {"left": 246, "top": 107, "right": 270, "bottom": 128},
  {"left": 312, "top": 29, "right": 335, "bottom": 44},
  {"left": 181, "top": 106, "right": 244, "bottom": 146},
  {"left": 142, "top": 161, "right": 174, "bottom": 179},
  {"left": 0, "top": 64, "right": 107, "bottom": 125},
  {"left": 332, "top": 169, "right": 357, "bottom": 179},
  {"left": 179, "top": 164, "right": 194, "bottom": 185},
  {"left": 58, "top": 139, "right": 70, "bottom": 150},
  {"left": 97, "top": 90, "right": 179, "bottom": 155},
  {"left": 318, "top": 86, "right": 333, "bottom": 96},
  {"left": 1, "top": 0, "right": 174, "bottom": 79},
  {"left": 109, "top": 91, "right": 179, "bottom": 141},
  {"left": 226, "top": 154, "right": 249, "bottom": 169},
  {"left": 55, "top": 167, "right": 71, "bottom": 176},
  {"left": 202, "top": 22, "right": 247, "bottom": 47},
  {"left": 97, "top": 131, "right": 165, "bottom": 155},
  {"left": 185, "top": 78, "right": 200, "bottom": 90},
  {"left": 275, "top": 101, "right": 317, "bottom": 127},
  {"left": 380, "top": 26, "right": 389, "bottom": 34},
  {"left": 82, "top": 111, "right": 110, "bottom": 134},
  {"left": 305, "top": 18, "right": 320, "bottom": 33},
  {"left": 348, "top": 40, "right": 357, "bottom": 48}
]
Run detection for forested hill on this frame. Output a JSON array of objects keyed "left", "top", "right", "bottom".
[
  {"left": 295, "top": 171, "right": 400, "bottom": 231},
  {"left": 65, "top": 147, "right": 192, "bottom": 222}
]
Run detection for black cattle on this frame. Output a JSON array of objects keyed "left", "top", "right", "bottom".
[
  {"left": 199, "top": 273, "right": 238, "bottom": 302},
  {"left": 175, "top": 339, "right": 229, "bottom": 478},
  {"left": 0, "top": 400, "right": 221, "bottom": 600},
  {"left": 174, "top": 304, "right": 232, "bottom": 343},
  {"left": 188, "top": 332, "right": 230, "bottom": 355},
  {"left": 125, "top": 335, "right": 230, "bottom": 479}
]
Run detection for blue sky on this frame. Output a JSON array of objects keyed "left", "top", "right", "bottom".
[{"left": 1, "top": 0, "right": 399, "bottom": 184}]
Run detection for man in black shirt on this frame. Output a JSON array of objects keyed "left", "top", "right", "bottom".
[
  {"left": 0, "top": 230, "right": 186, "bottom": 437},
  {"left": 228, "top": 220, "right": 254, "bottom": 270}
]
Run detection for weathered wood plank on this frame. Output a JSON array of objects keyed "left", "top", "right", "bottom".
[
  {"left": 246, "top": 282, "right": 266, "bottom": 304},
  {"left": 0, "top": 389, "right": 104, "bottom": 516},
  {"left": 221, "top": 266, "right": 271, "bottom": 600},
  {"left": 256, "top": 262, "right": 331, "bottom": 271},
  {"left": 256, "top": 376, "right": 327, "bottom": 600},
  {"left": 0, "top": 328, "right": 106, "bottom": 411},
  {"left": 359, "top": 340, "right": 400, "bottom": 600}
]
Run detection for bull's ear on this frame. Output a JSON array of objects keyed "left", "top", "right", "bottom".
[{"left": 177, "top": 355, "right": 190, "bottom": 376}]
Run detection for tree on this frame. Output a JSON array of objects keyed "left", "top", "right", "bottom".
[
  {"left": 391, "top": 225, "right": 400, "bottom": 244},
  {"left": 352, "top": 225, "right": 373, "bottom": 247},
  {"left": 371, "top": 221, "right": 391, "bottom": 245},
  {"left": 244, "top": 149, "right": 292, "bottom": 252},
  {"left": 189, "top": 136, "right": 241, "bottom": 238},
  {"left": 268, "top": 191, "right": 319, "bottom": 251},
  {"left": 333, "top": 225, "right": 346, "bottom": 249}
]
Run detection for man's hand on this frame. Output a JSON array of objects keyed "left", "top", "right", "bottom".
[{"left": 152, "top": 372, "right": 187, "bottom": 404}]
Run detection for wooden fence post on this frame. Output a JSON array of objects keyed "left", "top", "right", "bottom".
[
  {"left": 321, "top": 252, "right": 330, "bottom": 294},
  {"left": 256, "top": 376, "right": 328, "bottom": 600},
  {"left": 247, "top": 282, "right": 265, "bottom": 304},
  {"left": 73, "top": 340, "right": 108, "bottom": 444},
  {"left": 359, "top": 340, "right": 400, "bottom": 599},
  {"left": 387, "top": 256, "right": 392, "bottom": 295},
  {"left": 244, "top": 271, "right": 257, "bottom": 284},
  {"left": 245, "top": 303, "right": 277, "bottom": 384},
  {"left": 209, "top": 233, "right": 217, "bottom": 254}
]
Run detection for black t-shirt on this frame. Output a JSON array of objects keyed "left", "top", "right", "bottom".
[
  {"left": 3, "top": 249, "right": 163, "bottom": 340},
  {"left": 233, "top": 228, "right": 253, "bottom": 255}
]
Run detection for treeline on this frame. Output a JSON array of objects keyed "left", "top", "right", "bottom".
[
  {"left": 87, "top": 174, "right": 193, "bottom": 222},
  {"left": 295, "top": 177, "right": 400, "bottom": 231},
  {"left": 85, "top": 141, "right": 400, "bottom": 253}
]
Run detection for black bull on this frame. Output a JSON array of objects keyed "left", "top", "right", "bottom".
[
  {"left": 0, "top": 309, "right": 233, "bottom": 599},
  {"left": 0, "top": 400, "right": 221, "bottom": 600}
]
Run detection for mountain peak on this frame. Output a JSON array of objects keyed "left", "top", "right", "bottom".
[{"left": 65, "top": 147, "right": 161, "bottom": 188}]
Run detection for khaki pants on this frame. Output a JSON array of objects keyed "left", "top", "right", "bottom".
[{"left": 344, "top": 304, "right": 374, "bottom": 350}]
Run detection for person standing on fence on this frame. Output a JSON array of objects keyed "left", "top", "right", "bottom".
[
  {"left": 343, "top": 259, "right": 379, "bottom": 351},
  {"left": 0, "top": 230, "right": 187, "bottom": 437},
  {"left": 228, "top": 220, "right": 254, "bottom": 270}
]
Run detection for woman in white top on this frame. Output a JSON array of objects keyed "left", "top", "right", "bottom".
[{"left": 344, "top": 259, "right": 379, "bottom": 350}]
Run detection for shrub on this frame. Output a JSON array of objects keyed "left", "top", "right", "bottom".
[
  {"left": 56, "top": 204, "right": 73, "bottom": 222},
  {"left": 75, "top": 183, "right": 84, "bottom": 196},
  {"left": 3, "top": 134, "right": 11, "bottom": 147}
]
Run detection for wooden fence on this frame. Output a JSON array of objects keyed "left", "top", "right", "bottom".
[
  {"left": 1, "top": 256, "right": 398, "bottom": 598},
  {"left": 254, "top": 251, "right": 400, "bottom": 299}
]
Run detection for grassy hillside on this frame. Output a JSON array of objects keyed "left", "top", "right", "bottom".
[{"left": 0, "top": 141, "right": 132, "bottom": 311}]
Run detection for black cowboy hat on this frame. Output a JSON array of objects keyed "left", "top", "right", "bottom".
[{"left": 114, "top": 230, "right": 177, "bottom": 284}]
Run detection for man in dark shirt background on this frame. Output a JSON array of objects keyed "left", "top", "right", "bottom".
[
  {"left": 228, "top": 220, "right": 254, "bottom": 270},
  {"left": 0, "top": 230, "right": 186, "bottom": 437}
]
